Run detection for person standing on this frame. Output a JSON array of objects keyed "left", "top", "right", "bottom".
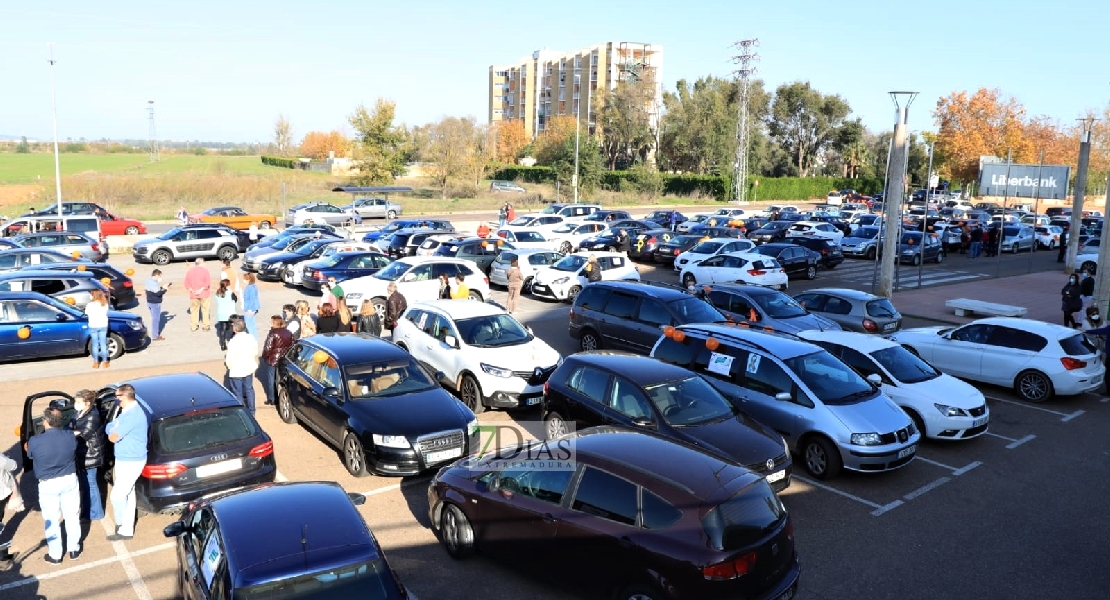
[
  {"left": 477, "top": 222, "right": 491, "bottom": 238},
  {"left": 336, "top": 296, "right": 353, "bottom": 331},
  {"left": 296, "top": 300, "right": 317, "bottom": 337},
  {"left": 968, "top": 226, "right": 983, "bottom": 259},
  {"left": 315, "top": 303, "right": 343, "bottom": 333},
  {"left": 1061, "top": 274, "right": 1083, "bottom": 328},
  {"left": 0, "top": 450, "right": 20, "bottom": 566},
  {"left": 176, "top": 206, "right": 189, "bottom": 227},
  {"left": 214, "top": 279, "right": 238, "bottom": 351},
  {"left": 356, "top": 300, "right": 383, "bottom": 336},
  {"left": 1057, "top": 227, "right": 1068, "bottom": 263},
  {"left": 506, "top": 203, "right": 516, "bottom": 223},
  {"left": 68, "top": 389, "right": 105, "bottom": 522},
  {"left": 144, "top": 269, "right": 169, "bottom": 341},
  {"left": 259, "top": 316, "right": 293, "bottom": 406},
  {"left": 184, "top": 258, "right": 213, "bottom": 331},
  {"left": 26, "top": 404, "right": 82, "bottom": 563},
  {"left": 617, "top": 230, "right": 631, "bottom": 255},
  {"left": 86, "top": 289, "right": 110, "bottom": 369},
  {"left": 282, "top": 303, "right": 300, "bottom": 339},
  {"left": 438, "top": 273, "right": 452, "bottom": 299},
  {"left": 248, "top": 221, "right": 260, "bottom": 244},
  {"left": 385, "top": 282, "right": 407, "bottom": 334},
  {"left": 451, "top": 273, "right": 470, "bottom": 300},
  {"left": 219, "top": 259, "right": 241, "bottom": 295},
  {"left": 669, "top": 210, "right": 679, "bottom": 232},
  {"left": 320, "top": 277, "right": 342, "bottom": 313},
  {"left": 498, "top": 204, "right": 508, "bottom": 229},
  {"left": 1080, "top": 268, "right": 1095, "bottom": 309},
  {"left": 242, "top": 273, "right": 260, "bottom": 338},
  {"left": 506, "top": 259, "right": 523, "bottom": 314},
  {"left": 105, "top": 384, "right": 147, "bottom": 542},
  {"left": 225, "top": 320, "right": 259, "bottom": 413},
  {"left": 585, "top": 254, "right": 602, "bottom": 283}
]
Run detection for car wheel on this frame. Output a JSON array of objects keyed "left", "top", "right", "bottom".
[
  {"left": 935, "top": 251, "right": 944, "bottom": 263},
  {"left": 386, "top": 210, "right": 397, "bottom": 219},
  {"left": 1082, "top": 261, "right": 1097, "bottom": 275},
  {"left": 441, "top": 504, "right": 475, "bottom": 559},
  {"left": 276, "top": 384, "right": 297, "bottom": 424},
  {"left": 343, "top": 218, "right": 355, "bottom": 227},
  {"left": 522, "top": 276, "right": 534, "bottom": 294},
  {"left": 912, "top": 254, "right": 922, "bottom": 266},
  {"left": 151, "top": 249, "right": 172, "bottom": 265},
  {"left": 342, "top": 431, "right": 370, "bottom": 477},
  {"left": 282, "top": 266, "right": 295, "bottom": 285},
  {"left": 259, "top": 221, "right": 272, "bottom": 230},
  {"left": 544, "top": 412, "right": 567, "bottom": 440},
  {"left": 620, "top": 584, "right": 667, "bottom": 600},
  {"left": 682, "top": 273, "right": 697, "bottom": 287},
  {"left": 565, "top": 285, "right": 582, "bottom": 303},
  {"left": 579, "top": 329, "right": 601, "bottom": 352},
  {"left": 805, "top": 265, "right": 817, "bottom": 280},
  {"left": 216, "top": 245, "right": 237, "bottom": 262},
  {"left": 1049, "top": 240, "right": 1056, "bottom": 249},
  {"left": 372, "top": 296, "right": 388, "bottom": 319},
  {"left": 124, "top": 226, "right": 139, "bottom": 235},
  {"left": 1010, "top": 243, "right": 1018, "bottom": 254},
  {"left": 802, "top": 435, "right": 842, "bottom": 479},
  {"left": 460, "top": 374, "right": 486, "bottom": 414},
  {"left": 105, "top": 333, "right": 125, "bottom": 360},
  {"left": 560, "top": 241, "right": 572, "bottom": 254},
  {"left": 1015, "top": 370, "right": 1054, "bottom": 403},
  {"left": 866, "top": 247, "right": 877, "bottom": 260},
  {"left": 905, "top": 408, "right": 927, "bottom": 439},
  {"left": 468, "top": 291, "right": 483, "bottom": 302}
]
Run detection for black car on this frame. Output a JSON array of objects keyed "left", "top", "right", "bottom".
[
  {"left": 749, "top": 221, "right": 794, "bottom": 244},
  {"left": 782, "top": 235, "right": 845, "bottom": 269},
  {"left": 164, "top": 482, "right": 410, "bottom": 600},
  {"left": 21, "top": 373, "right": 276, "bottom": 514},
  {"left": 687, "top": 225, "right": 745, "bottom": 239},
  {"left": 644, "top": 209, "right": 687, "bottom": 225},
  {"left": 428, "top": 427, "right": 800, "bottom": 600},
  {"left": 243, "top": 234, "right": 330, "bottom": 271},
  {"left": 300, "top": 251, "right": 392, "bottom": 291},
  {"left": 753, "top": 243, "right": 820, "bottom": 280},
  {"left": 652, "top": 234, "right": 702, "bottom": 264},
  {"left": 608, "top": 219, "right": 665, "bottom": 232},
  {"left": 28, "top": 262, "right": 138, "bottom": 308},
  {"left": 577, "top": 228, "right": 636, "bottom": 252},
  {"left": 628, "top": 228, "right": 677, "bottom": 261},
  {"left": 276, "top": 333, "right": 478, "bottom": 477},
  {"left": 256, "top": 238, "right": 340, "bottom": 282},
  {"left": 433, "top": 236, "right": 513, "bottom": 274}
]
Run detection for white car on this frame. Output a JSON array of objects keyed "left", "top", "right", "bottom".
[
  {"left": 679, "top": 251, "right": 788, "bottom": 290},
  {"left": 710, "top": 208, "right": 750, "bottom": 220},
  {"left": 798, "top": 331, "right": 990, "bottom": 440},
  {"left": 285, "top": 202, "right": 363, "bottom": 227},
  {"left": 825, "top": 191, "right": 843, "bottom": 205},
  {"left": 493, "top": 228, "right": 559, "bottom": 250},
  {"left": 674, "top": 237, "right": 756, "bottom": 273},
  {"left": 502, "top": 213, "right": 567, "bottom": 237},
  {"left": 889, "top": 317, "right": 1105, "bottom": 403},
  {"left": 416, "top": 234, "right": 465, "bottom": 256},
  {"left": 488, "top": 248, "right": 564, "bottom": 291},
  {"left": 341, "top": 256, "right": 491, "bottom": 316},
  {"left": 530, "top": 251, "right": 640, "bottom": 302},
  {"left": 286, "top": 240, "right": 378, "bottom": 285},
  {"left": 537, "top": 202, "right": 601, "bottom": 222},
  {"left": 546, "top": 221, "right": 608, "bottom": 254},
  {"left": 788, "top": 221, "right": 844, "bottom": 244},
  {"left": 1077, "top": 248, "right": 1099, "bottom": 274},
  {"left": 392, "top": 300, "right": 562, "bottom": 413},
  {"left": 1034, "top": 225, "right": 1063, "bottom": 249}
]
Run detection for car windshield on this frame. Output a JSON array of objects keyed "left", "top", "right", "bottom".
[
  {"left": 345, "top": 359, "right": 438, "bottom": 398},
  {"left": 315, "top": 255, "right": 343, "bottom": 268},
  {"left": 153, "top": 407, "right": 261, "bottom": 454},
  {"left": 1003, "top": 227, "right": 1021, "bottom": 237},
  {"left": 271, "top": 237, "right": 298, "bottom": 250},
  {"left": 296, "top": 241, "right": 327, "bottom": 255},
  {"left": 666, "top": 235, "right": 699, "bottom": 246},
  {"left": 751, "top": 293, "right": 807, "bottom": 318},
  {"left": 866, "top": 298, "right": 898, "bottom": 318},
  {"left": 645, "top": 376, "right": 735, "bottom": 426},
  {"left": 540, "top": 205, "right": 562, "bottom": 214},
  {"left": 762, "top": 222, "right": 789, "bottom": 231},
  {"left": 508, "top": 216, "right": 533, "bottom": 226},
  {"left": 553, "top": 255, "right": 587, "bottom": 272},
  {"left": 456, "top": 314, "right": 532, "bottom": 347},
  {"left": 690, "top": 241, "right": 723, "bottom": 254},
  {"left": 380, "top": 222, "right": 409, "bottom": 234},
  {"left": 237, "top": 558, "right": 401, "bottom": 600},
  {"left": 669, "top": 296, "right": 725, "bottom": 324},
  {"left": 784, "top": 351, "right": 876, "bottom": 405},
  {"left": 156, "top": 227, "right": 184, "bottom": 241},
  {"left": 870, "top": 345, "right": 940, "bottom": 384},
  {"left": 373, "top": 261, "right": 414, "bottom": 281}
]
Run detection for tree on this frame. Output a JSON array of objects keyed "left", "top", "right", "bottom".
[
  {"left": 274, "top": 114, "right": 293, "bottom": 157},
  {"left": 348, "top": 99, "right": 411, "bottom": 185},
  {"left": 299, "top": 130, "right": 350, "bottom": 160},
  {"left": 657, "top": 76, "right": 770, "bottom": 176},
  {"left": 463, "top": 123, "right": 494, "bottom": 186},
  {"left": 551, "top": 134, "right": 604, "bottom": 195},
  {"left": 933, "top": 88, "right": 1032, "bottom": 184},
  {"left": 533, "top": 115, "right": 578, "bottom": 166},
  {"left": 596, "top": 74, "right": 657, "bottom": 169},
  {"left": 766, "top": 81, "right": 852, "bottom": 176},
  {"left": 1022, "top": 116, "right": 1074, "bottom": 168},
  {"left": 15, "top": 136, "right": 30, "bottom": 153},
  {"left": 491, "top": 120, "right": 528, "bottom": 163},
  {"left": 422, "top": 116, "right": 481, "bottom": 199}
]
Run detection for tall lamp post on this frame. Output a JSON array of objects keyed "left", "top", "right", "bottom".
[
  {"left": 573, "top": 74, "right": 581, "bottom": 204},
  {"left": 48, "top": 43, "right": 63, "bottom": 216},
  {"left": 878, "top": 91, "right": 918, "bottom": 299}
]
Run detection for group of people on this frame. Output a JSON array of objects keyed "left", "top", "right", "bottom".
[
  {"left": 1061, "top": 269, "right": 1097, "bottom": 329},
  {"left": 956, "top": 223, "right": 1003, "bottom": 258},
  {"left": 497, "top": 203, "right": 517, "bottom": 228}
]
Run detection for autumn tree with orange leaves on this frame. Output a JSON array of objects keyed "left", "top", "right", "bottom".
[
  {"left": 933, "top": 88, "right": 1034, "bottom": 184},
  {"left": 491, "top": 120, "right": 529, "bottom": 163},
  {"left": 534, "top": 115, "right": 579, "bottom": 165},
  {"left": 299, "top": 130, "right": 350, "bottom": 160}
]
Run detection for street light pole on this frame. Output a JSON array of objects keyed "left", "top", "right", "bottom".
[
  {"left": 573, "top": 74, "right": 581, "bottom": 204},
  {"left": 918, "top": 140, "right": 933, "bottom": 288},
  {"left": 48, "top": 43, "right": 63, "bottom": 216}
]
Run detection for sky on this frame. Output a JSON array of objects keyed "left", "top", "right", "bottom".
[{"left": 2, "top": 0, "right": 1107, "bottom": 144}]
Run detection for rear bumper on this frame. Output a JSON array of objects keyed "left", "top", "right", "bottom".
[{"left": 138, "top": 459, "right": 277, "bottom": 514}]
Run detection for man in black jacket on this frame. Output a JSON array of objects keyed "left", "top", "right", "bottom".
[
  {"left": 69, "top": 390, "right": 105, "bottom": 521},
  {"left": 144, "top": 269, "right": 170, "bottom": 341},
  {"left": 1080, "top": 268, "right": 1095, "bottom": 309}
]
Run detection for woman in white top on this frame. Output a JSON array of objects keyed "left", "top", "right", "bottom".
[{"left": 85, "top": 289, "right": 111, "bottom": 369}]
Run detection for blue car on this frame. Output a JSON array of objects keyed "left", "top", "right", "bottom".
[
  {"left": 300, "top": 251, "right": 392, "bottom": 291},
  {"left": 362, "top": 218, "right": 455, "bottom": 243},
  {"left": 248, "top": 224, "right": 339, "bottom": 251},
  {"left": 0, "top": 290, "right": 147, "bottom": 362}
]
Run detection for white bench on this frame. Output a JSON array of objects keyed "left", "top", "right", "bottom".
[{"left": 945, "top": 298, "right": 1027, "bottom": 318}]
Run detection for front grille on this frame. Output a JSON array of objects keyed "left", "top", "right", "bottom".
[
  {"left": 968, "top": 405, "right": 987, "bottom": 417},
  {"left": 745, "top": 452, "right": 790, "bottom": 474},
  {"left": 879, "top": 426, "right": 913, "bottom": 445},
  {"left": 133, "top": 246, "right": 149, "bottom": 255},
  {"left": 415, "top": 429, "right": 465, "bottom": 455},
  {"left": 511, "top": 364, "right": 557, "bottom": 385}
]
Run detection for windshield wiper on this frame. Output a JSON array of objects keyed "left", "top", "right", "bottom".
[{"left": 835, "top": 388, "right": 877, "bottom": 404}]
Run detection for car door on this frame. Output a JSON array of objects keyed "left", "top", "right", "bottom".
[
  {"left": 934, "top": 323, "right": 993, "bottom": 379},
  {"left": 3, "top": 297, "right": 85, "bottom": 357},
  {"left": 602, "top": 375, "right": 657, "bottom": 427},
  {"left": 596, "top": 292, "right": 640, "bottom": 351},
  {"left": 626, "top": 298, "right": 673, "bottom": 353},
  {"left": 693, "top": 255, "right": 727, "bottom": 282},
  {"left": 424, "top": 312, "right": 464, "bottom": 381},
  {"left": 480, "top": 466, "right": 572, "bottom": 559},
  {"left": 19, "top": 391, "right": 76, "bottom": 469},
  {"left": 560, "top": 365, "right": 614, "bottom": 430},
  {"left": 177, "top": 507, "right": 215, "bottom": 600},
  {"left": 283, "top": 344, "right": 330, "bottom": 437},
  {"left": 367, "top": 199, "right": 386, "bottom": 218},
  {"left": 982, "top": 326, "right": 1042, "bottom": 386},
  {"left": 778, "top": 248, "right": 801, "bottom": 276},
  {"left": 304, "top": 354, "right": 347, "bottom": 444},
  {"left": 556, "top": 466, "right": 642, "bottom": 588}
]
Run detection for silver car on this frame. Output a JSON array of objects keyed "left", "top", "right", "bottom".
[
  {"left": 285, "top": 202, "right": 363, "bottom": 227},
  {"left": 11, "top": 231, "right": 105, "bottom": 262},
  {"left": 344, "top": 197, "right": 403, "bottom": 220},
  {"left": 488, "top": 248, "right": 565, "bottom": 292},
  {"left": 1000, "top": 225, "right": 1035, "bottom": 253},
  {"left": 0, "top": 270, "right": 110, "bottom": 310},
  {"left": 132, "top": 226, "right": 241, "bottom": 265},
  {"left": 839, "top": 226, "right": 881, "bottom": 259},
  {"left": 0, "top": 249, "right": 91, "bottom": 274},
  {"left": 793, "top": 288, "right": 902, "bottom": 334},
  {"left": 697, "top": 284, "right": 842, "bottom": 334}
]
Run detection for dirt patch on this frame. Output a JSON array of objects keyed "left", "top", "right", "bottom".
[{"left": 0, "top": 184, "right": 45, "bottom": 214}]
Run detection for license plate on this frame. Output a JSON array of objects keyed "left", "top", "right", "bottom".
[
  {"left": 897, "top": 445, "right": 916, "bottom": 459},
  {"left": 532, "top": 285, "right": 547, "bottom": 291},
  {"left": 883, "top": 322, "right": 897, "bottom": 332},
  {"left": 773, "top": 585, "right": 796, "bottom": 600},
  {"left": 766, "top": 470, "right": 786, "bottom": 483},
  {"left": 196, "top": 458, "right": 242, "bottom": 478},
  {"left": 973, "top": 416, "right": 988, "bottom": 427},
  {"left": 526, "top": 396, "right": 542, "bottom": 406},
  {"left": 425, "top": 448, "right": 463, "bottom": 464}
]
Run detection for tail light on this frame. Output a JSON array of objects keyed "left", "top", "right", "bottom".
[
  {"left": 483, "top": 277, "right": 489, "bottom": 285},
  {"left": 249, "top": 440, "right": 275, "bottom": 458},
  {"left": 1061, "top": 357, "right": 1087, "bottom": 370},
  {"left": 821, "top": 248, "right": 829, "bottom": 254},
  {"left": 543, "top": 380, "right": 550, "bottom": 396},
  {"left": 569, "top": 308, "right": 575, "bottom": 319},
  {"left": 123, "top": 280, "right": 133, "bottom": 288},
  {"left": 142, "top": 463, "right": 187, "bottom": 479},
  {"left": 702, "top": 551, "right": 757, "bottom": 580},
  {"left": 862, "top": 318, "right": 879, "bottom": 333},
  {"left": 748, "top": 269, "right": 765, "bottom": 276},
  {"left": 674, "top": 249, "right": 680, "bottom": 256},
  {"left": 91, "top": 243, "right": 100, "bottom": 252},
  {"left": 648, "top": 237, "right": 656, "bottom": 244}
]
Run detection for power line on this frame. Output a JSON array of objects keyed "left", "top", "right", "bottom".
[{"left": 730, "top": 39, "right": 759, "bottom": 204}]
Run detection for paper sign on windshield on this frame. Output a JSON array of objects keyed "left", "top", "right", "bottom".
[{"left": 707, "top": 352, "right": 734, "bottom": 376}]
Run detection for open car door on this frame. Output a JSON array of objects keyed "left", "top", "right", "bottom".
[{"left": 19, "top": 391, "right": 75, "bottom": 470}]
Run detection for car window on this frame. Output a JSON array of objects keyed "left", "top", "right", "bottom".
[
  {"left": 187, "top": 508, "right": 215, "bottom": 563},
  {"left": 744, "top": 353, "right": 806, "bottom": 404},
  {"left": 345, "top": 359, "right": 438, "bottom": 398},
  {"left": 640, "top": 489, "right": 682, "bottom": 530},
  {"left": 154, "top": 407, "right": 261, "bottom": 454},
  {"left": 608, "top": 377, "right": 653, "bottom": 420},
  {"left": 831, "top": 345, "right": 888, "bottom": 383},
  {"left": 784, "top": 351, "right": 875, "bottom": 405},
  {"left": 635, "top": 299, "right": 671, "bottom": 326},
  {"left": 950, "top": 324, "right": 994, "bottom": 344},
  {"left": 571, "top": 467, "right": 638, "bottom": 526},
  {"left": 700, "top": 256, "right": 725, "bottom": 267},
  {"left": 566, "top": 366, "right": 610, "bottom": 403},
  {"left": 405, "top": 264, "right": 433, "bottom": 281},
  {"left": 601, "top": 292, "right": 637, "bottom": 319},
  {"left": 645, "top": 376, "right": 734, "bottom": 425},
  {"left": 822, "top": 297, "right": 852, "bottom": 315},
  {"left": 987, "top": 327, "right": 1046, "bottom": 352},
  {"left": 496, "top": 467, "right": 573, "bottom": 505}
]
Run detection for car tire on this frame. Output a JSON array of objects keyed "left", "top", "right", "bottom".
[
  {"left": 1049, "top": 240, "right": 1056, "bottom": 249},
  {"left": 579, "top": 329, "right": 601, "bottom": 352},
  {"left": 343, "top": 218, "right": 355, "bottom": 227},
  {"left": 281, "top": 266, "right": 295, "bottom": 285},
  {"left": 441, "top": 504, "right": 475, "bottom": 560},
  {"left": 866, "top": 247, "right": 877, "bottom": 260},
  {"left": 522, "top": 277, "right": 533, "bottom": 294},
  {"left": 259, "top": 221, "right": 272, "bottom": 230},
  {"left": 912, "top": 254, "right": 922, "bottom": 266},
  {"left": 342, "top": 431, "right": 370, "bottom": 477},
  {"left": 559, "top": 241, "right": 572, "bottom": 254},
  {"left": 151, "top": 249, "right": 172, "bottom": 265},
  {"left": 682, "top": 273, "right": 697, "bottom": 287},
  {"left": 468, "top": 291, "right": 483, "bottom": 302},
  {"left": 905, "top": 408, "right": 927, "bottom": 439},
  {"left": 276, "top": 384, "right": 297, "bottom": 424},
  {"left": 802, "top": 435, "right": 842, "bottom": 480},
  {"left": 372, "top": 296, "right": 388, "bottom": 319},
  {"left": 935, "top": 252, "right": 944, "bottom": 264},
  {"left": 544, "top": 412, "right": 568, "bottom": 440},
  {"left": 386, "top": 210, "right": 397, "bottom": 219},
  {"left": 565, "top": 285, "right": 582, "bottom": 303},
  {"left": 1010, "top": 243, "right": 1018, "bottom": 254},
  {"left": 619, "top": 584, "right": 667, "bottom": 600},
  {"left": 805, "top": 265, "right": 817, "bottom": 280},
  {"left": 460, "top": 374, "right": 486, "bottom": 414},
  {"left": 101, "top": 333, "right": 125, "bottom": 360},
  {"left": 124, "top": 226, "right": 140, "bottom": 235},
  {"left": 216, "top": 245, "right": 237, "bottom": 262},
  {"left": 1015, "top": 369, "right": 1054, "bottom": 403}
]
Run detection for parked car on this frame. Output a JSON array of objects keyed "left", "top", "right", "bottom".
[
  {"left": 825, "top": 190, "right": 844, "bottom": 205},
  {"left": 651, "top": 324, "right": 920, "bottom": 479},
  {"left": 490, "top": 180, "right": 526, "bottom": 193},
  {"left": 1000, "top": 225, "right": 1036, "bottom": 253},
  {"left": 434, "top": 236, "right": 516, "bottom": 274},
  {"left": 530, "top": 252, "right": 640, "bottom": 303},
  {"left": 29, "top": 262, "right": 137, "bottom": 309},
  {"left": 840, "top": 226, "right": 881, "bottom": 259},
  {"left": 21, "top": 373, "right": 275, "bottom": 513},
  {"left": 673, "top": 238, "right": 755, "bottom": 273},
  {"left": 488, "top": 248, "right": 564, "bottom": 292},
  {"left": 287, "top": 240, "right": 379, "bottom": 286},
  {"left": 0, "top": 270, "right": 112, "bottom": 311},
  {"left": 276, "top": 333, "right": 478, "bottom": 475},
  {"left": 889, "top": 317, "right": 1105, "bottom": 403},
  {"left": 895, "top": 231, "right": 943, "bottom": 265},
  {"left": 362, "top": 218, "right": 454, "bottom": 244},
  {"left": 344, "top": 197, "right": 403, "bottom": 220},
  {"left": 133, "top": 225, "right": 241, "bottom": 265},
  {"left": 0, "top": 291, "right": 146, "bottom": 362},
  {"left": 342, "top": 256, "right": 491, "bottom": 316},
  {"left": 285, "top": 202, "right": 363, "bottom": 227},
  {"left": 2, "top": 215, "right": 102, "bottom": 243},
  {"left": 385, "top": 228, "right": 447, "bottom": 259},
  {"left": 393, "top": 301, "right": 561, "bottom": 413},
  {"left": 427, "top": 427, "right": 800, "bottom": 600},
  {"left": 577, "top": 227, "right": 652, "bottom": 252},
  {"left": 299, "top": 251, "right": 392, "bottom": 291},
  {"left": 679, "top": 251, "right": 789, "bottom": 291},
  {"left": 568, "top": 280, "right": 725, "bottom": 353},
  {"left": 416, "top": 233, "right": 466, "bottom": 257},
  {"left": 189, "top": 206, "right": 277, "bottom": 230},
  {"left": 256, "top": 237, "right": 343, "bottom": 283},
  {"left": 609, "top": 219, "right": 666, "bottom": 232},
  {"left": 27, "top": 201, "right": 107, "bottom": 217},
  {"left": 628, "top": 228, "right": 676, "bottom": 261},
  {"left": 644, "top": 209, "right": 687, "bottom": 225},
  {"left": 13, "top": 231, "right": 105, "bottom": 262},
  {"left": 242, "top": 234, "right": 320, "bottom": 272},
  {"left": 652, "top": 234, "right": 702, "bottom": 265},
  {"left": 793, "top": 288, "right": 902, "bottom": 334},
  {"left": 748, "top": 221, "right": 795, "bottom": 245},
  {"left": 248, "top": 223, "right": 337, "bottom": 250},
  {"left": 502, "top": 213, "right": 566, "bottom": 237},
  {"left": 799, "top": 331, "right": 989, "bottom": 440},
  {"left": 493, "top": 228, "right": 558, "bottom": 250},
  {"left": 181, "top": 223, "right": 253, "bottom": 252},
  {"left": 164, "top": 482, "right": 411, "bottom": 600},
  {"left": 782, "top": 235, "right": 844, "bottom": 269},
  {"left": 538, "top": 202, "right": 600, "bottom": 221},
  {"left": 96, "top": 211, "right": 146, "bottom": 236},
  {"left": 584, "top": 209, "right": 632, "bottom": 223},
  {"left": 676, "top": 214, "right": 711, "bottom": 233},
  {"left": 700, "top": 284, "right": 841, "bottom": 334},
  {"left": 546, "top": 221, "right": 608, "bottom": 254},
  {"left": 686, "top": 224, "right": 746, "bottom": 239},
  {"left": 751, "top": 243, "right": 820, "bottom": 281},
  {"left": 787, "top": 221, "right": 844, "bottom": 243},
  {"left": 1034, "top": 225, "right": 1064, "bottom": 249},
  {"left": 0, "top": 248, "right": 91, "bottom": 274}
]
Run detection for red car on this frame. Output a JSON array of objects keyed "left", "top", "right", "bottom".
[{"left": 98, "top": 212, "right": 147, "bottom": 236}]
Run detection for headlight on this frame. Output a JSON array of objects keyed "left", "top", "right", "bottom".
[
  {"left": 128, "top": 321, "right": 143, "bottom": 331},
  {"left": 467, "top": 419, "right": 479, "bottom": 437},
  {"left": 372, "top": 434, "right": 410, "bottom": 449},
  {"left": 934, "top": 403, "right": 968, "bottom": 417},
  {"left": 850, "top": 432, "right": 883, "bottom": 446},
  {"left": 552, "top": 277, "right": 569, "bottom": 285},
  {"left": 481, "top": 363, "right": 514, "bottom": 378}
]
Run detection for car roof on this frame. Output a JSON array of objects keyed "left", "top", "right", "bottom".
[
  {"left": 586, "top": 280, "right": 691, "bottom": 301},
  {"left": 566, "top": 351, "right": 701, "bottom": 384},
  {"left": 395, "top": 254, "right": 473, "bottom": 265},
  {"left": 498, "top": 247, "right": 553, "bottom": 257},
  {"left": 441, "top": 236, "right": 493, "bottom": 246},
  {"left": 0, "top": 269, "right": 102, "bottom": 281},
  {"left": 0, "top": 248, "right": 71, "bottom": 257},
  {"left": 962, "top": 316, "right": 1082, "bottom": 337},
  {"left": 568, "top": 250, "right": 624, "bottom": 258},
  {"left": 128, "top": 373, "right": 241, "bottom": 420},
  {"left": 799, "top": 287, "right": 882, "bottom": 301},
  {"left": 675, "top": 323, "right": 819, "bottom": 360},
  {"left": 303, "top": 332, "right": 411, "bottom": 361},
  {"left": 705, "top": 284, "right": 782, "bottom": 298},
  {"left": 410, "top": 299, "right": 505, "bottom": 319},
  {"left": 797, "top": 330, "right": 895, "bottom": 353},
  {"left": 15, "top": 231, "right": 93, "bottom": 239},
  {"left": 694, "top": 237, "right": 745, "bottom": 245}
]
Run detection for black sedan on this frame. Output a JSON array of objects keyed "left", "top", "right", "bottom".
[
  {"left": 608, "top": 219, "right": 666, "bottom": 231},
  {"left": 644, "top": 209, "right": 687, "bottom": 226},
  {"left": 30, "top": 262, "right": 139, "bottom": 308},
  {"left": 687, "top": 224, "right": 745, "bottom": 239},
  {"left": 749, "top": 221, "right": 795, "bottom": 244},
  {"left": 256, "top": 238, "right": 340, "bottom": 282},
  {"left": 576, "top": 227, "right": 645, "bottom": 252},
  {"left": 752, "top": 242, "right": 820, "bottom": 280},
  {"left": 782, "top": 235, "right": 845, "bottom": 269},
  {"left": 652, "top": 234, "right": 702, "bottom": 264},
  {"left": 300, "top": 251, "right": 392, "bottom": 291},
  {"left": 628, "top": 228, "right": 677, "bottom": 261},
  {"left": 276, "top": 333, "right": 478, "bottom": 477}
]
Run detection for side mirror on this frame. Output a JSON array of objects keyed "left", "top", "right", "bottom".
[
  {"left": 56, "top": 312, "right": 68, "bottom": 321},
  {"left": 322, "top": 387, "right": 341, "bottom": 401},
  {"left": 347, "top": 492, "right": 367, "bottom": 506},
  {"left": 866, "top": 373, "right": 883, "bottom": 386},
  {"left": 630, "top": 416, "right": 654, "bottom": 428},
  {"left": 163, "top": 521, "right": 187, "bottom": 538},
  {"left": 443, "top": 335, "right": 458, "bottom": 348},
  {"left": 525, "top": 326, "right": 534, "bottom": 334},
  {"left": 774, "top": 392, "right": 792, "bottom": 402}
]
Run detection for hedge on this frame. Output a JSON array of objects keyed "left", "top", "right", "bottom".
[
  {"left": 261, "top": 156, "right": 299, "bottom": 169},
  {"left": 489, "top": 165, "right": 556, "bottom": 184}
]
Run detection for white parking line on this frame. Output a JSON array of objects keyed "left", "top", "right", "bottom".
[
  {"left": 0, "top": 542, "right": 174, "bottom": 592},
  {"left": 914, "top": 456, "right": 982, "bottom": 476},
  {"left": 983, "top": 431, "right": 1037, "bottom": 449},
  {"left": 985, "top": 395, "right": 1085, "bottom": 422},
  {"left": 903, "top": 477, "right": 951, "bottom": 501},
  {"left": 359, "top": 476, "right": 430, "bottom": 499},
  {"left": 100, "top": 518, "right": 153, "bottom": 600},
  {"left": 792, "top": 475, "right": 903, "bottom": 517}
]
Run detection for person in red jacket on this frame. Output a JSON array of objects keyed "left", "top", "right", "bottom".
[{"left": 259, "top": 315, "right": 294, "bottom": 406}]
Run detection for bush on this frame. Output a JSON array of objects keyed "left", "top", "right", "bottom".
[
  {"left": 662, "top": 174, "right": 730, "bottom": 200},
  {"left": 261, "top": 156, "right": 298, "bottom": 169},
  {"left": 751, "top": 176, "right": 884, "bottom": 201},
  {"left": 488, "top": 165, "right": 556, "bottom": 184},
  {"left": 62, "top": 142, "right": 87, "bottom": 153},
  {"left": 618, "top": 166, "right": 664, "bottom": 199}
]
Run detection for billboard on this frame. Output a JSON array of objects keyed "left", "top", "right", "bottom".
[{"left": 977, "top": 163, "right": 1071, "bottom": 199}]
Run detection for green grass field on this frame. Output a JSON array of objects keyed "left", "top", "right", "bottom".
[{"left": 0, "top": 153, "right": 296, "bottom": 184}]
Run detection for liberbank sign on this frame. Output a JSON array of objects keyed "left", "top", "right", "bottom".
[{"left": 977, "top": 163, "right": 1071, "bottom": 199}]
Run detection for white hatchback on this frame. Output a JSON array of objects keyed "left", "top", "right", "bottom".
[
  {"left": 673, "top": 237, "right": 755, "bottom": 273},
  {"left": 493, "top": 228, "right": 559, "bottom": 251},
  {"left": 545, "top": 221, "right": 608, "bottom": 254},
  {"left": 502, "top": 214, "right": 567, "bottom": 237},
  {"left": 341, "top": 256, "right": 491, "bottom": 316},
  {"left": 788, "top": 221, "right": 844, "bottom": 243},
  {"left": 530, "top": 251, "right": 640, "bottom": 302},
  {"left": 799, "top": 331, "right": 990, "bottom": 440},
  {"left": 392, "top": 300, "right": 562, "bottom": 413},
  {"left": 678, "top": 251, "right": 788, "bottom": 290},
  {"left": 488, "top": 248, "right": 564, "bottom": 291}
]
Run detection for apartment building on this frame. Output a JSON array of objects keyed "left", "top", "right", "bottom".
[{"left": 488, "top": 42, "right": 664, "bottom": 141}]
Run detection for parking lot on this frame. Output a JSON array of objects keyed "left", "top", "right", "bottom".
[{"left": 1, "top": 247, "right": 1108, "bottom": 600}]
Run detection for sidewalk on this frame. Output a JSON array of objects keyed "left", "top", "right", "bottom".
[{"left": 893, "top": 270, "right": 1069, "bottom": 326}]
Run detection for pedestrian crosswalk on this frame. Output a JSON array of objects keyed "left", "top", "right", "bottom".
[{"left": 826, "top": 258, "right": 992, "bottom": 291}]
